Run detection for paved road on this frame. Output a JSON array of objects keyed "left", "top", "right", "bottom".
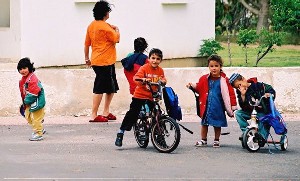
[{"left": 0, "top": 115, "right": 299, "bottom": 180}]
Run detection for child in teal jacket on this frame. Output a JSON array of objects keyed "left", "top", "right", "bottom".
[{"left": 18, "top": 58, "right": 46, "bottom": 141}]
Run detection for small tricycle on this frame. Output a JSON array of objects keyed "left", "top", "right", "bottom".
[{"left": 242, "top": 95, "right": 288, "bottom": 153}]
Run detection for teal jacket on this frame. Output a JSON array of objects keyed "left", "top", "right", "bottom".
[{"left": 19, "top": 73, "right": 46, "bottom": 112}]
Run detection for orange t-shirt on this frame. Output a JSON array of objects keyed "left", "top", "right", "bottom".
[
  {"left": 133, "top": 63, "right": 166, "bottom": 100},
  {"left": 85, "top": 20, "right": 120, "bottom": 66}
]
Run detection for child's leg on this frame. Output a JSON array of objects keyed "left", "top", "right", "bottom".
[
  {"left": 25, "top": 107, "right": 32, "bottom": 126},
  {"left": 115, "top": 98, "right": 145, "bottom": 147},
  {"left": 201, "top": 125, "right": 208, "bottom": 140},
  {"left": 31, "top": 108, "right": 45, "bottom": 136},
  {"left": 213, "top": 126, "right": 221, "bottom": 147},
  {"left": 235, "top": 110, "right": 250, "bottom": 133},
  {"left": 214, "top": 126, "right": 221, "bottom": 141}
]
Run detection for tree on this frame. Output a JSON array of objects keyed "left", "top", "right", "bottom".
[
  {"left": 238, "top": 0, "right": 270, "bottom": 33},
  {"left": 198, "top": 39, "right": 224, "bottom": 57},
  {"left": 256, "top": 29, "right": 284, "bottom": 66},
  {"left": 237, "top": 29, "right": 258, "bottom": 64},
  {"left": 271, "top": 0, "right": 300, "bottom": 35},
  {"left": 216, "top": 0, "right": 255, "bottom": 34}
]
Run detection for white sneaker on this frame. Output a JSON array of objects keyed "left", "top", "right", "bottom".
[
  {"left": 32, "top": 129, "right": 46, "bottom": 136},
  {"left": 29, "top": 133, "right": 44, "bottom": 141}
]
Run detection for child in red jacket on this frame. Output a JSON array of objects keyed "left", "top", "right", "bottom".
[
  {"left": 123, "top": 37, "right": 148, "bottom": 95},
  {"left": 187, "top": 55, "right": 237, "bottom": 147},
  {"left": 18, "top": 58, "right": 46, "bottom": 141}
]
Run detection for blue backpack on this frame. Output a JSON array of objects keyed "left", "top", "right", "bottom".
[{"left": 163, "top": 87, "right": 182, "bottom": 121}]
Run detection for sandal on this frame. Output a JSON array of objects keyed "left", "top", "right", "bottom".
[
  {"left": 213, "top": 140, "right": 220, "bottom": 148},
  {"left": 89, "top": 115, "right": 108, "bottom": 122},
  {"left": 103, "top": 113, "right": 116, "bottom": 120},
  {"left": 195, "top": 140, "right": 207, "bottom": 147}
]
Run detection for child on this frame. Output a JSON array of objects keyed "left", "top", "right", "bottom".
[
  {"left": 115, "top": 48, "right": 167, "bottom": 147},
  {"left": 229, "top": 73, "right": 276, "bottom": 140},
  {"left": 187, "top": 55, "right": 237, "bottom": 148},
  {"left": 18, "top": 58, "right": 46, "bottom": 141},
  {"left": 123, "top": 37, "right": 148, "bottom": 95}
]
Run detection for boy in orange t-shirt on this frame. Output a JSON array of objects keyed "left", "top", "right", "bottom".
[{"left": 115, "top": 48, "right": 167, "bottom": 147}]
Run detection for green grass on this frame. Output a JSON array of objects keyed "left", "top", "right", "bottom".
[{"left": 217, "top": 43, "right": 300, "bottom": 67}]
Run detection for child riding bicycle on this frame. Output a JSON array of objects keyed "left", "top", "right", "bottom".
[
  {"left": 115, "top": 48, "right": 167, "bottom": 147},
  {"left": 229, "top": 73, "right": 276, "bottom": 141}
]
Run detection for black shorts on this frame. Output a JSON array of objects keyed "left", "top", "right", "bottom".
[{"left": 92, "top": 64, "right": 119, "bottom": 94}]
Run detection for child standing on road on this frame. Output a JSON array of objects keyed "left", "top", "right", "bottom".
[
  {"left": 18, "top": 58, "right": 46, "bottom": 141},
  {"left": 229, "top": 73, "right": 275, "bottom": 140},
  {"left": 187, "top": 55, "right": 237, "bottom": 147},
  {"left": 115, "top": 48, "right": 167, "bottom": 147},
  {"left": 122, "top": 37, "right": 149, "bottom": 95}
]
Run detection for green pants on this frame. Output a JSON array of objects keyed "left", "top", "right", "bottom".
[{"left": 235, "top": 110, "right": 270, "bottom": 139}]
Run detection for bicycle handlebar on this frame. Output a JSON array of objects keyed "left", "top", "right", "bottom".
[
  {"left": 249, "top": 94, "right": 273, "bottom": 107},
  {"left": 135, "top": 78, "right": 164, "bottom": 99}
]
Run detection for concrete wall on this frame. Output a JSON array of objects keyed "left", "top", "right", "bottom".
[
  {"left": 1, "top": 67, "right": 299, "bottom": 117},
  {"left": 0, "top": 0, "right": 215, "bottom": 67}
]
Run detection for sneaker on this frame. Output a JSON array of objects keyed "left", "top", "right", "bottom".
[
  {"left": 29, "top": 134, "right": 44, "bottom": 141},
  {"left": 213, "top": 140, "right": 220, "bottom": 148},
  {"left": 115, "top": 133, "right": 123, "bottom": 147},
  {"left": 32, "top": 129, "right": 46, "bottom": 136},
  {"left": 239, "top": 134, "right": 243, "bottom": 141},
  {"left": 195, "top": 140, "right": 207, "bottom": 147}
]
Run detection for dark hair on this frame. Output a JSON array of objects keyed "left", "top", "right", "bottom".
[
  {"left": 149, "top": 48, "right": 163, "bottom": 59},
  {"left": 207, "top": 54, "right": 223, "bottom": 67},
  {"left": 17, "top": 57, "right": 35, "bottom": 73},
  {"left": 93, "top": 0, "right": 111, "bottom": 20},
  {"left": 134, "top": 37, "right": 148, "bottom": 53}
]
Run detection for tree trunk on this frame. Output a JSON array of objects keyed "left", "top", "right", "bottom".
[
  {"left": 238, "top": 0, "right": 270, "bottom": 33},
  {"left": 256, "top": 0, "right": 270, "bottom": 33},
  {"left": 256, "top": 45, "right": 272, "bottom": 66}
]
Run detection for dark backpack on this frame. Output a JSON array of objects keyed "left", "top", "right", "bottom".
[
  {"left": 163, "top": 87, "right": 182, "bottom": 121},
  {"left": 121, "top": 53, "right": 146, "bottom": 71}
]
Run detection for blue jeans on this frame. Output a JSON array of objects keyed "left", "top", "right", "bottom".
[{"left": 235, "top": 110, "right": 270, "bottom": 139}]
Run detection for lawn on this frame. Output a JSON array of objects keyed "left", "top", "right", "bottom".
[{"left": 217, "top": 43, "right": 300, "bottom": 67}]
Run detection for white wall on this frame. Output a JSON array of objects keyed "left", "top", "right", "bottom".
[
  {"left": 1, "top": 0, "right": 215, "bottom": 67},
  {"left": 1, "top": 67, "right": 299, "bottom": 116}
]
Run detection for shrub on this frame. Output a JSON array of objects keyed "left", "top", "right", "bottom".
[{"left": 198, "top": 39, "right": 224, "bottom": 57}]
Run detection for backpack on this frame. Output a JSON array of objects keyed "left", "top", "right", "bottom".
[
  {"left": 121, "top": 53, "right": 142, "bottom": 71},
  {"left": 163, "top": 87, "right": 182, "bottom": 121}
]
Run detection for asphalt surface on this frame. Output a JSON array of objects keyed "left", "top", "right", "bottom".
[{"left": 0, "top": 114, "right": 299, "bottom": 181}]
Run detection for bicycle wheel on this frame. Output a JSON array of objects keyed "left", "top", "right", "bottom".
[
  {"left": 151, "top": 117, "right": 181, "bottom": 153},
  {"left": 243, "top": 128, "right": 260, "bottom": 152},
  {"left": 133, "top": 118, "right": 149, "bottom": 148}
]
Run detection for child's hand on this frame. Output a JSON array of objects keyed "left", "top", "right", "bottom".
[
  {"left": 159, "top": 76, "right": 167, "bottom": 85},
  {"left": 186, "top": 83, "right": 194, "bottom": 89},
  {"left": 264, "top": 93, "right": 272, "bottom": 98},
  {"left": 237, "top": 84, "right": 247, "bottom": 95}
]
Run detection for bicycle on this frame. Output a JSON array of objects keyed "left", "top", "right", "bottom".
[
  {"left": 242, "top": 95, "right": 288, "bottom": 153},
  {"left": 133, "top": 79, "right": 181, "bottom": 153}
]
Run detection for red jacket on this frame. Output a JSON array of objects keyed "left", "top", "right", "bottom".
[{"left": 195, "top": 72, "right": 237, "bottom": 118}]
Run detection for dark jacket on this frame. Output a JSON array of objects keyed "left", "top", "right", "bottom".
[{"left": 236, "top": 78, "right": 276, "bottom": 113}]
